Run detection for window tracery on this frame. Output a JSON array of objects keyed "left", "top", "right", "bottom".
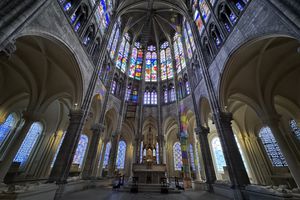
[
  {"left": 259, "top": 127, "right": 287, "bottom": 167},
  {"left": 173, "top": 142, "right": 183, "bottom": 171}
]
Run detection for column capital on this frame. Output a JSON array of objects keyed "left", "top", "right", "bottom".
[
  {"left": 219, "top": 112, "right": 233, "bottom": 122},
  {"left": 69, "top": 109, "right": 84, "bottom": 122},
  {"left": 90, "top": 123, "right": 105, "bottom": 133},
  {"left": 195, "top": 126, "right": 210, "bottom": 136}
]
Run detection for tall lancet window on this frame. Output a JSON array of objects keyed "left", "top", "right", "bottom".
[
  {"left": 140, "top": 141, "right": 143, "bottom": 163},
  {"left": 0, "top": 113, "right": 16, "bottom": 147},
  {"left": 109, "top": 26, "right": 120, "bottom": 59},
  {"left": 156, "top": 142, "right": 159, "bottom": 164},
  {"left": 259, "top": 127, "right": 287, "bottom": 167},
  {"left": 14, "top": 122, "right": 43, "bottom": 167},
  {"left": 116, "top": 33, "right": 130, "bottom": 72},
  {"left": 173, "top": 33, "right": 186, "bottom": 73},
  {"left": 160, "top": 42, "right": 174, "bottom": 80},
  {"left": 211, "top": 137, "right": 226, "bottom": 172},
  {"left": 116, "top": 140, "right": 126, "bottom": 169},
  {"left": 173, "top": 142, "right": 183, "bottom": 171},
  {"left": 289, "top": 119, "right": 300, "bottom": 141},
  {"left": 151, "top": 89, "right": 157, "bottom": 105},
  {"left": 90, "top": 0, "right": 113, "bottom": 35},
  {"left": 145, "top": 46, "right": 157, "bottom": 82},
  {"left": 72, "top": 134, "right": 88, "bottom": 168},
  {"left": 189, "top": 144, "right": 196, "bottom": 171},
  {"left": 199, "top": 0, "right": 211, "bottom": 22},
  {"left": 103, "top": 142, "right": 111, "bottom": 168},
  {"left": 128, "top": 42, "right": 143, "bottom": 80}
]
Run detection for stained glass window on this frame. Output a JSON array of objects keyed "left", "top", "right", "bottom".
[
  {"left": 0, "top": 113, "right": 16, "bottom": 147},
  {"left": 51, "top": 132, "right": 66, "bottom": 168},
  {"left": 110, "top": 27, "right": 120, "bottom": 59},
  {"left": 107, "top": 23, "right": 117, "bottom": 52},
  {"left": 14, "top": 122, "right": 43, "bottom": 167},
  {"left": 173, "top": 142, "right": 183, "bottom": 171},
  {"left": 151, "top": 90, "right": 157, "bottom": 105},
  {"left": 259, "top": 127, "right": 287, "bottom": 167},
  {"left": 129, "top": 47, "right": 137, "bottom": 78},
  {"left": 186, "top": 81, "right": 191, "bottom": 95},
  {"left": 116, "top": 33, "right": 130, "bottom": 72},
  {"left": 145, "top": 46, "right": 157, "bottom": 82},
  {"left": 183, "top": 24, "right": 192, "bottom": 59},
  {"left": 144, "top": 90, "right": 150, "bottom": 105},
  {"left": 145, "top": 52, "right": 152, "bottom": 82},
  {"left": 160, "top": 49, "right": 167, "bottom": 80},
  {"left": 189, "top": 144, "right": 196, "bottom": 171},
  {"left": 116, "top": 140, "right": 126, "bottom": 169},
  {"left": 90, "top": 0, "right": 112, "bottom": 35},
  {"left": 173, "top": 33, "right": 186, "bottom": 73},
  {"left": 135, "top": 49, "right": 143, "bottom": 80},
  {"left": 199, "top": 0, "right": 211, "bottom": 22},
  {"left": 211, "top": 137, "right": 226, "bottom": 172},
  {"left": 156, "top": 142, "right": 159, "bottom": 164},
  {"left": 170, "top": 85, "right": 176, "bottom": 102},
  {"left": 131, "top": 87, "right": 138, "bottom": 103},
  {"left": 166, "top": 47, "right": 173, "bottom": 79},
  {"left": 72, "top": 134, "right": 88, "bottom": 168},
  {"left": 103, "top": 142, "right": 111, "bottom": 168},
  {"left": 140, "top": 141, "right": 143, "bottom": 163},
  {"left": 186, "top": 22, "right": 195, "bottom": 51},
  {"left": 193, "top": 2, "right": 204, "bottom": 33},
  {"left": 164, "top": 88, "right": 168, "bottom": 103},
  {"left": 160, "top": 42, "right": 174, "bottom": 80},
  {"left": 125, "top": 85, "right": 131, "bottom": 101},
  {"left": 111, "top": 80, "right": 116, "bottom": 94},
  {"left": 289, "top": 119, "right": 300, "bottom": 141}
]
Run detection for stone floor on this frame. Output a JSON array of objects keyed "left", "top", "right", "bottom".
[{"left": 61, "top": 188, "right": 230, "bottom": 200}]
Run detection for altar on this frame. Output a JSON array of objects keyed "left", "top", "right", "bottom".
[
  {"left": 132, "top": 127, "right": 167, "bottom": 184},
  {"left": 132, "top": 163, "right": 167, "bottom": 184}
]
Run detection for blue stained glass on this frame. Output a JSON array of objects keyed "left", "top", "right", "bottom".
[
  {"left": 173, "top": 142, "right": 183, "bottom": 171},
  {"left": 259, "top": 127, "right": 287, "bottom": 167},
  {"left": 51, "top": 132, "right": 66, "bottom": 167},
  {"left": 212, "top": 137, "right": 226, "bottom": 172},
  {"left": 189, "top": 144, "right": 196, "bottom": 171},
  {"left": 14, "top": 122, "right": 43, "bottom": 166},
  {"left": 156, "top": 142, "right": 159, "bottom": 164},
  {"left": 116, "top": 140, "right": 126, "bottom": 169},
  {"left": 63, "top": 2, "right": 71, "bottom": 11},
  {"left": 140, "top": 141, "right": 143, "bottom": 163},
  {"left": 289, "top": 119, "right": 300, "bottom": 141},
  {"left": 74, "top": 22, "right": 81, "bottom": 32},
  {"left": 72, "top": 134, "right": 88, "bottom": 168},
  {"left": 103, "top": 142, "right": 111, "bottom": 168},
  {"left": 0, "top": 114, "right": 15, "bottom": 147}
]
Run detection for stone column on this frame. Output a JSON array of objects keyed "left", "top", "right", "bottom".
[
  {"left": 108, "top": 133, "right": 120, "bottom": 176},
  {"left": 264, "top": 115, "right": 300, "bottom": 188},
  {"left": 0, "top": 111, "right": 40, "bottom": 183},
  {"left": 82, "top": 123, "right": 104, "bottom": 179},
  {"left": 134, "top": 137, "right": 141, "bottom": 164},
  {"left": 97, "top": 139, "right": 108, "bottom": 177},
  {"left": 195, "top": 126, "right": 216, "bottom": 191},
  {"left": 48, "top": 109, "right": 84, "bottom": 183},
  {"left": 216, "top": 112, "right": 250, "bottom": 187}
]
